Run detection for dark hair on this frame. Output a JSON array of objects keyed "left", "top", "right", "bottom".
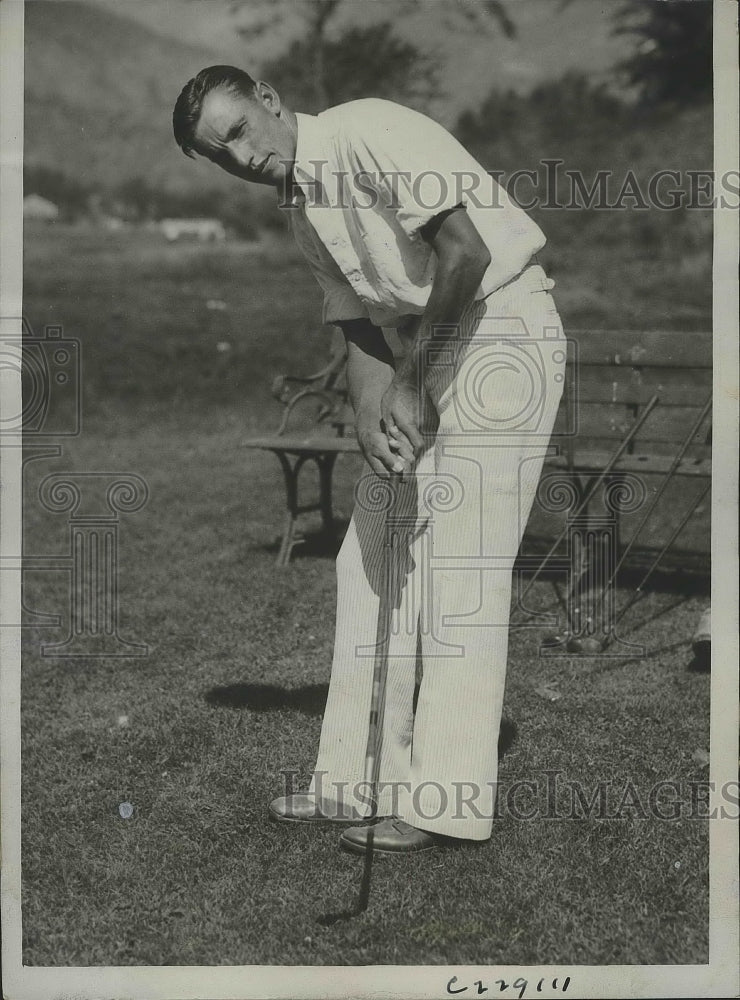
[{"left": 173, "top": 65, "right": 257, "bottom": 158}]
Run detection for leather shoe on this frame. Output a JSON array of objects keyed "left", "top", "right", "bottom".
[
  {"left": 339, "top": 817, "right": 440, "bottom": 854},
  {"left": 268, "top": 793, "right": 360, "bottom": 825}
]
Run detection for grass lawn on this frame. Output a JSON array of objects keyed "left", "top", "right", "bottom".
[{"left": 19, "top": 226, "right": 711, "bottom": 966}]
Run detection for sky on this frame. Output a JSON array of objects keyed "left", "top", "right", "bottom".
[{"left": 88, "top": 0, "right": 629, "bottom": 122}]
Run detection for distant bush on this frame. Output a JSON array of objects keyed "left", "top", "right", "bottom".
[
  {"left": 614, "top": 0, "right": 712, "bottom": 110},
  {"left": 22, "top": 165, "right": 285, "bottom": 240},
  {"left": 454, "top": 77, "right": 712, "bottom": 272}
]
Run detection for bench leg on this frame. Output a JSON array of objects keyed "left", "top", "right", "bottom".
[
  {"left": 272, "top": 451, "right": 310, "bottom": 567},
  {"left": 277, "top": 509, "right": 298, "bottom": 567},
  {"left": 271, "top": 450, "right": 339, "bottom": 565}
]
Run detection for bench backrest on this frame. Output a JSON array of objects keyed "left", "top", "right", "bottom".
[
  {"left": 273, "top": 329, "right": 712, "bottom": 459},
  {"left": 556, "top": 329, "right": 712, "bottom": 458}
]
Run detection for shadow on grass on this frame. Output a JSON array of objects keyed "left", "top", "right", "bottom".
[
  {"left": 584, "top": 638, "right": 696, "bottom": 675},
  {"left": 611, "top": 563, "right": 710, "bottom": 596},
  {"left": 205, "top": 681, "right": 329, "bottom": 715},
  {"left": 262, "top": 518, "right": 352, "bottom": 562},
  {"left": 204, "top": 681, "right": 518, "bottom": 756},
  {"left": 516, "top": 555, "right": 710, "bottom": 607},
  {"left": 687, "top": 648, "right": 711, "bottom": 673}
]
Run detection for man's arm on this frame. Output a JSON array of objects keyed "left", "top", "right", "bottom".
[
  {"left": 339, "top": 319, "right": 414, "bottom": 477},
  {"left": 380, "top": 208, "right": 491, "bottom": 455}
]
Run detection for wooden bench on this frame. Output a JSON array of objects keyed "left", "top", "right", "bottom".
[
  {"left": 242, "top": 333, "right": 359, "bottom": 565},
  {"left": 532, "top": 330, "right": 711, "bottom": 643},
  {"left": 545, "top": 328, "right": 711, "bottom": 566},
  {"left": 242, "top": 329, "right": 711, "bottom": 568}
]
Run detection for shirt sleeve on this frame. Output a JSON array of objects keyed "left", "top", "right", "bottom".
[
  {"left": 341, "top": 101, "right": 471, "bottom": 241},
  {"left": 312, "top": 262, "right": 370, "bottom": 326}
]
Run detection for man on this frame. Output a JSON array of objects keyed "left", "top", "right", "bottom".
[{"left": 173, "top": 66, "right": 565, "bottom": 855}]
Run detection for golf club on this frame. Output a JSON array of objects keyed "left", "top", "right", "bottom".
[
  {"left": 595, "top": 480, "right": 711, "bottom": 652},
  {"left": 318, "top": 474, "right": 398, "bottom": 926},
  {"left": 583, "top": 395, "right": 711, "bottom": 637},
  {"left": 517, "top": 393, "right": 661, "bottom": 613},
  {"left": 363, "top": 474, "right": 399, "bottom": 816}
]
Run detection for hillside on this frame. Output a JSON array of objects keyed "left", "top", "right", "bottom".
[
  {"left": 24, "top": 0, "right": 630, "bottom": 196},
  {"left": 90, "top": 0, "right": 630, "bottom": 123},
  {"left": 23, "top": 0, "right": 231, "bottom": 193}
]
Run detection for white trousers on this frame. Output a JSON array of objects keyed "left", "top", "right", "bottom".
[{"left": 309, "top": 264, "right": 566, "bottom": 839}]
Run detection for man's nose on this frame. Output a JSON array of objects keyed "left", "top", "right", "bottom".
[{"left": 229, "top": 143, "right": 254, "bottom": 169}]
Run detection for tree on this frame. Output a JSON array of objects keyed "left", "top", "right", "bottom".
[
  {"left": 455, "top": 72, "right": 629, "bottom": 173},
  {"left": 231, "top": 0, "right": 515, "bottom": 112},
  {"left": 260, "top": 22, "right": 439, "bottom": 115},
  {"left": 23, "top": 164, "right": 92, "bottom": 220},
  {"left": 614, "top": 0, "right": 712, "bottom": 108},
  {"left": 115, "top": 176, "right": 156, "bottom": 222}
]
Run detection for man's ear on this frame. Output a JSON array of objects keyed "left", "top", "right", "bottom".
[{"left": 255, "top": 80, "right": 281, "bottom": 117}]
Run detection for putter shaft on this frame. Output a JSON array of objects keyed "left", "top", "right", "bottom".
[{"left": 363, "top": 478, "right": 398, "bottom": 815}]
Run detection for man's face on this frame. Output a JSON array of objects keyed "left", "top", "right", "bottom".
[{"left": 193, "top": 84, "right": 295, "bottom": 188}]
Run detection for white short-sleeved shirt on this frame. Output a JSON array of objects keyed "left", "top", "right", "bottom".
[{"left": 281, "top": 98, "right": 546, "bottom": 328}]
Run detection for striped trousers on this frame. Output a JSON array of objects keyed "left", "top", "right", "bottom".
[{"left": 309, "top": 264, "right": 566, "bottom": 840}]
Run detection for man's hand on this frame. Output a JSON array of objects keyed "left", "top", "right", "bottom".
[
  {"left": 339, "top": 318, "right": 417, "bottom": 476},
  {"left": 380, "top": 369, "right": 425, "bottom": 459},
  {"left": 379, "top": 207, "right": 493, "bottom": 462},
  {"left": 357, "top": 413, "right": 415, "bottom": 478}
]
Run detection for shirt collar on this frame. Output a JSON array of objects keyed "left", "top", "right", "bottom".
[{"left": 290, "top": 111, "right": 332, "bottom": 207}]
